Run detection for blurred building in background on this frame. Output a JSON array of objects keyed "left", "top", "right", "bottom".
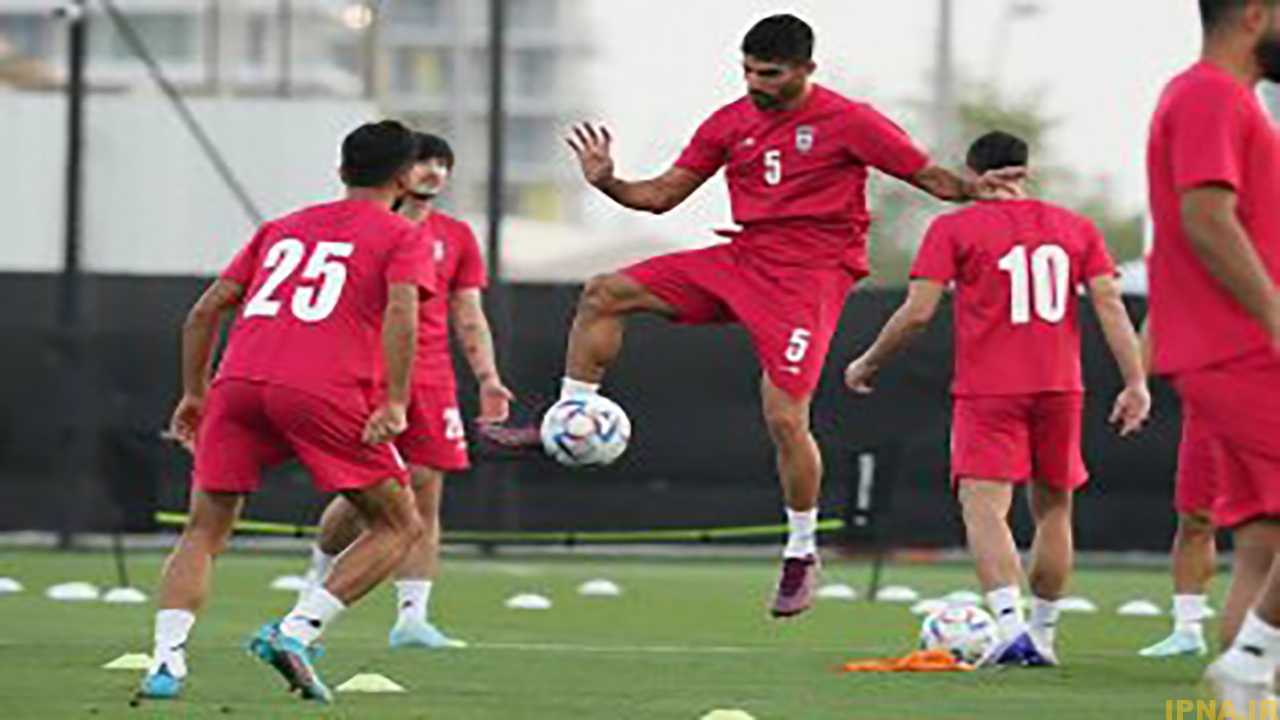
[
  {"left": 0, "top": 0, "right": 591, "bottom": 222},
  {"left": 379, "top": 0, "right": 590, "bottom": 221}
]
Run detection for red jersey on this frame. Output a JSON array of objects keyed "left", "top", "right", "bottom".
[
  {"left": 675, "top": 84, "right": 930, "bottom": 274},
  {"left": 911, "top": 199, "right": 1116, "bottom": 396},
  {"left": 217, "top": 199, "right": 435, "bottom": 401},
  {"left": 1147, "top": 61, "right": 1280, "bottom": 374},
  {"left": 414, "top": 211, "right": 488, "bottom": 387}
]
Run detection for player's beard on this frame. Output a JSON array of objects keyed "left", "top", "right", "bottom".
[
  {"left": 1256, "top": 28, "right": 1280, "bottom": 82},
  {"left": 749, "top": 90, "right": 781, "bottom": 110}
]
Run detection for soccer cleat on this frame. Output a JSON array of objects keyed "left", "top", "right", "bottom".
[
  {"left": 982, "top": 632, "right": 1058, "bottom": 668},
  {"left": 138, "top": 664, "right": 183, "bottom": 700},
  {"left": 472, "top": 421, "right": 543, "bottom": 459},
  {"left": 1204, "top": 655, "right": 1278, "bottom": 710},
  {"left": 1139, "top": 630, "right": 1209, "bottom": 658},
  {"left": 770, "top": 555, "right": 820, "bottom": 618},
  {"left": 247, "top": 623, "right": 333, "bottom": 704},
  {"left": 388, "top": 620, "right": 468, "bottom": 649}
]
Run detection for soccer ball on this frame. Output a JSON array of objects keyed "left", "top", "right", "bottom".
[
  {"left": 540, "top": 395, "right": 632, "bottom": 468},
  {"left": 918, "top": 605, "right": 1000, "bottom": 665}
]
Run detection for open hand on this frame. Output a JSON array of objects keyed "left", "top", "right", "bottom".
[
  {"left": 362, "top": 402, "right": 408, "bottom": 445},
  {"left": 1109, "top": 383, "right": 1151, "bottom": 437},
  {"left": 478, "top": 376, "right": 515, "bottom": 423},
  {"left": 166, "top": 394, "right": 204, "bottom": 453},
  {"left": 566, "top": 123, "right": 615, "bottom": 187}
]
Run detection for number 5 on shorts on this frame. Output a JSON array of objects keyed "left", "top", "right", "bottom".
[{"left": 784, "top": 328, "right": 812, "bottom": 364}]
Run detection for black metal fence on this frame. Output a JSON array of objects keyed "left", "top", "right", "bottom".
[{"left": 0, "top": 274, "right": 1182, "bottom": 550}]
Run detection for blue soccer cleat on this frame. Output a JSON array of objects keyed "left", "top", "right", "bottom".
[
  {"left": 247, "top": 623, "right": 333, "bottom": 704},
  {"left": 389, "top": 620, "right": 468, "bottom": 649},
  {"left": 983, "top": 632, "right": 1058, "bottom": 668},
  {"left": 138, "top": 663, "right": 183, "bottom": 700}
]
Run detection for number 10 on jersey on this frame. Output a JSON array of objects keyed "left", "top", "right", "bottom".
[{"left": 997, "top": 244, "right": 1070, "bottom": 325}]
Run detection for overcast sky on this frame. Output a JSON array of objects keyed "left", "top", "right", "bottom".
[{"left": 579, "top": 0, "right": 1210, "bottom": 243}]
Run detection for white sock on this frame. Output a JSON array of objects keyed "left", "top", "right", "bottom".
[
  {"left": 561, "top": 377, "right": 600, "bottom": 400},
  {"left": 305, "top": 546, "right": 336, "bottom": 589},
  {"left": 986, "top": 585, "right": 1027, "bottom": 642},
  {"left": 783, "top": 508, "right": 818, "bottom": 559},
  {"left": 1222, "top": 611, "right": 1280, "bottom": 684},
  {"left": 280, "top": 587, "right": 346, "bottom": 646},
  {"left": 396, "top": 580, "right": 432, "bottom": 625},
  {"left": 1173, "top": 594, "right": 1208, "bottom": 637},
  {"left": 1029, "top": 596, "right": 1060, "bottom": 648},
  {"left": 151, "top": 609, "right": 195, "bottom": 678}
]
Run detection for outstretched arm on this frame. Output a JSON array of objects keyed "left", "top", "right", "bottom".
[
  {"left": 449, "top": 288, "right": 514, "bottom": 422},
  {"left": 567, "top": 123, "right": 708, "bottom": 214},
  {"left": 911, "top": 164, "right": 1027, "bottom": 203},
  {"left": 844, "top": 280, "right": 946, "bottom": 393},
  {"left": 1088, "top": 274, "right": 1150, "bottom": 436}
]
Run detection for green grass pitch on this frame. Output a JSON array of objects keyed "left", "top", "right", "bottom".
[{"left": 0, "top": 550, "right": 1218, "bottom": 719}]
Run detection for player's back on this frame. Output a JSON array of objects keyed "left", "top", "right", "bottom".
[
  {"left": 217, "top": 198, "right": 429, "bottom": 402},
  {"left": 911, "top": 199, "right": 1115, "bottom": 396}
]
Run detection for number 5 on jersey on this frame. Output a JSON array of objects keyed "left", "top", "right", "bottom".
[
  {"left": 764, "top": 149, "right": 783, "bottom": 186},
  {"left": 244, "top": 239, "right": 354, "bottom": 322}
]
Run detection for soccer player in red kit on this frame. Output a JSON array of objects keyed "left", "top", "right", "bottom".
[
  {"left": 844, "top": 131, "right": 1149, "bottom": 666},
  {"left": 484, "top": 14, "right": 1022, "bottom": 618},
  {"left": 302, "top": 132, "right": 513, "bottom": 649},
  {"left": 1147, "top": 0, "right": 1280, "bottom": 705},
  {"left": 139, "top": 121, "right": 435, "bottom": 704}
]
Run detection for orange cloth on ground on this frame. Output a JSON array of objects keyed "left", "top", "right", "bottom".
[{"left": 840, "top": 649, "right": 975, "bottom": 673}]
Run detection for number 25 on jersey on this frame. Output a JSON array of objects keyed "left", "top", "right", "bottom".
[
  {"left": 997, "top": 244, "right": 1070, "bottom": 325},
  {"left": 243, "top": 239, "right": 353, "bottom": 322}
]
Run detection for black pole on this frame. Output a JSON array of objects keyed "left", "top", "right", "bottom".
[
  {"left": 486, "top": 0, "right": 506, "bottom": 285},
  {"left": 57, "top": 0, "right": 88, "bottom": 551},
  {"left": 486, "top": 0, "right": 521, "bottom": 534}
]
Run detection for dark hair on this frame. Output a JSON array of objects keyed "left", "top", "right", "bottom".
[
  {"left": 966, "top": 131, "right": 1030, "bottom": 174},
  {"left": 1201, "top": 0, "right": 1279, "bottom": 32},
  {"left": 414, "top": 131, "right": 455, "bottom": 170},
  {"left": 340, "top": 120, "right": 420, "bottom": 188},
  {"left": 741, "top": 14, "right": 814, "bottom": 63}
]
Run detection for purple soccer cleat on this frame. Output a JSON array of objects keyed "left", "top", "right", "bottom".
[{"left": 770, "top": 554, "right": 820, "bottom": 618}]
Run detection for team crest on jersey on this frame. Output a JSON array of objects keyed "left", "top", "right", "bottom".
[{"left": 795, "top": 125, "right": 815, "bottom": 153}]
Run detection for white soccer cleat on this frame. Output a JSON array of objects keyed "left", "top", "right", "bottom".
[
  {"left": 1140, "top": 630, "right": 1209, "bottom": 658},
  {"left": 1203, "top": 655, "right": 1277, "bottom": 711}
]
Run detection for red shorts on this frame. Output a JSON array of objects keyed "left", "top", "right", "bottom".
[
  {"left": 1173, "top": 409, "right": 1222, "bottom": 516},
  {"left": 1173, "top": 351, "right": 1280, "bottom": 529},
  {"left": 950, "top": 392, "right": 1088, "bottom": 491},
  {"left": 193, "top": 379, "right": 408, "bottom": 494},
  {"left": 394, "top": 384, "right": 470, "bottom": 472},
  {"left": 622, "top": 243, "right": 857, "bottom": 398}
]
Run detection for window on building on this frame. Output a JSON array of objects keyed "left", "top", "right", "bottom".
[
  {"left": 392, "top": 47, "right": 452, "bottom": 95},
  {"left": 507, "top": 0, "right": 558, "bottom": 30},
  {"left": 511, "top": 49, "right": 555, "bottom": 98},
  {"left": 506, "top": 116, "right": 557, "bottom": 165},
  {"left": 92, "top": 13, "right": 200, "bottom": 63},
  {"left": 0, "top": 14, "right": 47, "bottom": 59},
  {"left": 387, "top": 0, "right": 447, "bottom": 27}
]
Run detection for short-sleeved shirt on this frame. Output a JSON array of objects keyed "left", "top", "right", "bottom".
[
  {"left": 217, "top": 199, "right": 436, "bottom": 402},
  {"left": 674, "top": 84, "right": 930, "bottom": 274},
  {"left": 911, "top": 199, "right": 1116, "bottom": 396},
  {"left": 1147, "top": 61, "right": 1280, "bottom": 374},
  {"left": 413, "top": 211, "right": 488, "bottom": 388}
]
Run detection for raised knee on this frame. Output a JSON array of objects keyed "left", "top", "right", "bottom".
[{"left": 580, "top": 274, "right": 627, "bottom": 316}]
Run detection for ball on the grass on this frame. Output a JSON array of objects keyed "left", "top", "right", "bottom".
[
  {"left": 540, "top": 395, "right": 631, "bottom": 468},
  {"left": 918, "top": 604, "right": 1000, "bottom": 665}
]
